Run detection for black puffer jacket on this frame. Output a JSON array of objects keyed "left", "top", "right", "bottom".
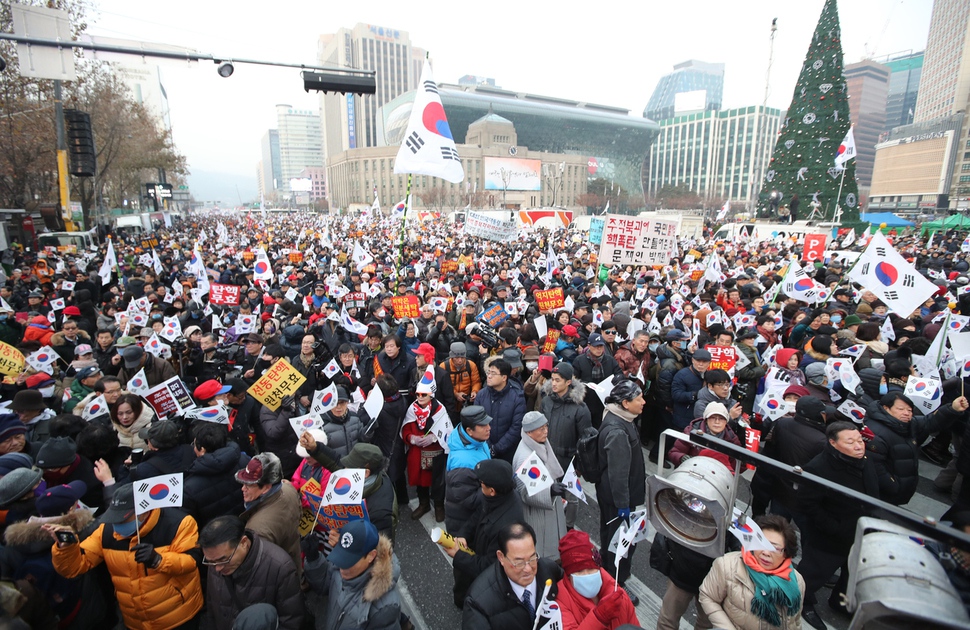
[
  {"left": 322, "top": 409, "right": 365, "bottom": 459},
  {"left": 462, "top": 558, "right": 562, "bottom": 630},
  {"left": 597, "top": 405, "right": 646, "bottom": 510},
  {"left": 128, "top": 444, "right": 195, "bottom": 482},
  {"left": 798, "top": 443, "right": 880, "bottom": 555},
  {"left": 652, "top": 343, "right": 686, "bottom": 405},
  {"left": 539, "top": 378, "right": 593, "bottom": 471},
  {"left": 183, "top": 442, "right": 250, "bottom": 529},
  {"left": 453, "top": 490, "right": 525, "bottom": 580},
  {"left": 258, "top": 403, "right": 303, "bottom": 479},
  {"left": 204, "top": 533, "right": 304, "bottom": 630},
  {"left": 866, "top": 401, "right": 963, "bottom": 505},
  {"left": 755, "top": 404, "right": 828, "bottom": 511}
]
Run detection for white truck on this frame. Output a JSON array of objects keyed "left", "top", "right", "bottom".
[{"left": 113, "top": 214, "right": 152, "bottom": 234}]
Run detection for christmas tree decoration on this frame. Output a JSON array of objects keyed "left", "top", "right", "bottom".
[{"left": 757, "top": 0, "right": 859, "bottom": 224}]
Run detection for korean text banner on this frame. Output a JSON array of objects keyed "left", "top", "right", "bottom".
[
  {"left": 483, "top": 157, "right": 541, "bottom": 191},
  {"left": 247, "top": 359, "right": 307, "bottom": 412},
  {"left": 598, "top": 215, "right": 678, "bottom": 267},
  {"left": 463, "top": 211, "right": 518, "bottom": 243}
]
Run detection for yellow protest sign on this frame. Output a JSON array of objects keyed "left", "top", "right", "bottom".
[
  {"left": 246, "top": 358, "right": 307, "bottom": 411},
  {"left": 0, "top": 342, "right": 25, "bottom": 377},
  {"left": 298, "top": 477, "right": 323, "bottom": 535}
]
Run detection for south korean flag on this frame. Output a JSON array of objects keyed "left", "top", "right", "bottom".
[
  {"left": 323, "top": 469, "right": 366, "bottom": 505},
  {"left": 514, "top": 451, "right": 554, "bottom": 496},
  {"left": 133, "top": 473, "right": 184, "bottom": 514}
]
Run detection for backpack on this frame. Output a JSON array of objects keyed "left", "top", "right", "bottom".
[{"left": 575, "top": 426, "right": 602, "bottom": 483}]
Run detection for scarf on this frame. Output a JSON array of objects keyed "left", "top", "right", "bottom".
[
  {"left": 741, "top": 550, "right": 801, "bottom": 626},
  {"left": 412, "top": 403, "right": 431, "bottom": 431},
  {"left": 519, "top": 430, "right": 564, "bottom": 479},
  {"left": 605, "top": 402, "right": 638, "bottom": 422}
]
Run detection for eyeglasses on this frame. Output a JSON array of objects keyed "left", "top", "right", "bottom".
[
  {"left": 505, "top": 553, "right": 540, "bottom": 570},
  {"left": 602, "top": 330, "right": 616, "bottom": 335},
  {"left": 202, "top": 543, "right": 240, "bottom": 566},
  {"left": 486, "top": 371, "right": 502, "bottom": 377},
  {"left": 416, "top": 393, "right": 432, "bottom": 398}
]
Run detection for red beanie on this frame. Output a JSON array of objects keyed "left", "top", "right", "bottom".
[
  {"left": 775, "top": 348, "right": 798, "bottom": 368},
  {"left": 558, "top": 530, "right": 599, "bottom": 576}
]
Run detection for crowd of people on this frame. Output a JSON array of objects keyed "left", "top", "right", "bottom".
[{"left": 0, "top": 208, "right": 967, "bottom": 630}]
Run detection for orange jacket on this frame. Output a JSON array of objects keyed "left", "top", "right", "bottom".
[{"left": 51, "top": 508, "right": 203, "bottom": 630}]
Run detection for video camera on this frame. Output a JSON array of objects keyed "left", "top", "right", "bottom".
[
  {"left": 206, "top": 343, "right": 243, "bottom": 379},
  {"left": 471, "top": 321, "right": 501, "bottom": 349}
]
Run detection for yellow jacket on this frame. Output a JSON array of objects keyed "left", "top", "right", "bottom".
[{"left": 52, "top": 508, "right": 204, "bottom": 630}]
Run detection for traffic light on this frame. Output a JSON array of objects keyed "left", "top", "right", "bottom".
[
  {"left": 64, "top": 109, "right": 96, "bottom": 177},
  {"left": 302, "top": 70, "right": 376, "bottom": 95}
]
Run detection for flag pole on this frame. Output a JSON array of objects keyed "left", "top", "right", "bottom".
[
  {"left": 532, "top": 579, "right": 551, "bottom": 630},
  {"left": 395, "top": 175, "right": 412, "bottom": 291},
  {"left": 833, "top": 166, "right": 847, "bottom": 224}
]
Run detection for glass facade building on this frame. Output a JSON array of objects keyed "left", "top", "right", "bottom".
[
  {"left": 643, "top": 60, "right": 725, "bottom": 122},
  {"left": 882, "top": 52, "right": 923, "bottom": 133},
  {"left": 379, "top": 84, "right": 659, "bottom": 199},
  {"left": 645, "top": 106, "right": 784, "bottom": 204}
]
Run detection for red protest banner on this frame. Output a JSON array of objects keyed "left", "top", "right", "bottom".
[
  {"left": 541, "top": 329, "right": 561, "bottom": 354},
  {"left": 705, "top": 345, "right": 738, "bottom": 374},
  {"left": 391, "top": 295, "right": 420, "bottom": 319},
  {"left": 534, "top": 287, "right": 565, "bottom": 312},
  {"left": 209, "top": 283, "right": 241, "bottom": 306},
  {"left": 802, "top": 233, "right": 827, "bottom": 263},
  {"left": 745, "top": 427, "right": 761, "bottom": 471}
]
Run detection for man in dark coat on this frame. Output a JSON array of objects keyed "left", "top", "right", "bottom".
[
  {"left": 118, "top": 345, "right": 176, "bottom": 389},
  {"left": 597, "top": 379, "right": 646, "bottom": 605},
  {"left": 478, "top": 358, "right": 527, "bottom": 463},
  {"left": 446, "top": 459, "right": 525, "bottom": 608},
  {"left": 752, "top": 395, "right": 832, "bottom": 518},
  {"left": 670, "top": 349, "right": 711, "bottom": 430},
  {"left": 866, "top": 391, "right": 968, "bottom": 505},
  {"left": 797, "top": 421, "right": 880, "bottom": 629},
  {"left": 462, "top": 522, "right": 563, "bottom": 630},
  {"left": 129, "top": 420, "right": 195, "bottom": 482},
  {"left": 199, "top": 516, "right": 303, "bottom": 630},
  {"left": 183, "top": 423, "right": 250, "bottom": 529}
]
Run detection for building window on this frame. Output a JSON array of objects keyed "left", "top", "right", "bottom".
[
  {"left": 963, "top": 163, "right": 970, "bottom": 172},
  {"left": 961, "top": 176, "right": 970, "bottom": 183}
]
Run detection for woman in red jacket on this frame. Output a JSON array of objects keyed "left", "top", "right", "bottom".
[{"left": 556, "top": 530, "right": 640, "bottom": 630}]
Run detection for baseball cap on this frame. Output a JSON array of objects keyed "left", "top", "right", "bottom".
[
  {"left": 561, "top": 325, "right": 578, "bottom": 338},
  {"left": 100, "top": 482, "right": 136, "bottom": 524},
  {"left": 194, "top": 379, "right": 232, "bottom": 401},
  {"left": 137, "top": 420, "right": 180, "bottom": 450},
  {"left": 502, "top": 348, "right": 523, "bottom": 369},
  {"left": 587, "top": 333, "right": 606, "bottom": 347},
  {"left": 410, "top": 343, "right": 436, "bottom": 364},
  {"left": 75, "top": 344, "right": 93, "bottom": 356},
  {"left": 122, "top": 346, "right": 145, "bottom": 369},
  {"left": 704, "top": 402, "right": 730, "bottom": 420},
  {"left": 63, "top": 306, "right": 81, "bottom": 316},
  {"left": 327, "top": 519, "right": 380, "bottom": 570},
  {"left": 341, "top": 443, "right": 385, "bottom": 471},
  {"left": 76, "top": 365, "right": 101, "bottom": 381},
  {"left": 224, "top": 378, "right": 249, "bottom": 395},
  {"left": 460, "top": 405, "right": 491, "bottom": 428}
]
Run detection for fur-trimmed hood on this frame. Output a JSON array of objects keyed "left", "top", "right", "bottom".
[
  {"left": 539, "top": 376, "right": 586, "bottom": 405},
  {"left": 50, "top": 329, "right": 91, "bottom": 347},
  {"left": 4, "top": 509, "right": 94, "bottom": 552},
  {"left": 363, "top": 535, "right": 399, "bottom": 603}
]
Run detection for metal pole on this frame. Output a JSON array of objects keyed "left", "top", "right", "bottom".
[
  {"left": 834, "top": 166, "right": 847, "bottom": 223},
  {"left": 751, "top": 19, "right": 778, "bottom": 216}
]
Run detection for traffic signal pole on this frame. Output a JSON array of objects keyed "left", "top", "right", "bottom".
[{"left": 53, "top": 79, "right": 75, "bottom": 231}]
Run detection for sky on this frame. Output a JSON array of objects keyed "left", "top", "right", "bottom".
[{"left": 82, "top": 0, "right": 933, "bottom": 203}]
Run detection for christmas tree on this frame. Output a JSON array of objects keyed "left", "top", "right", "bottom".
[{"left": 757, "top": 0, "right": 859, "bottom": 223}]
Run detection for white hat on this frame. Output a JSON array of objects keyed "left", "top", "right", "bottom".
[
  {"left": 704, "top": 402, "right": 729, "bottom": 420},
  {"left": 295, "top": 428, "right": 328, "bottom": 459}
]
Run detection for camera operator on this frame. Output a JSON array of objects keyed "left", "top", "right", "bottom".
[{"left": 181, "top": 326, "right": 209, "bottom": 386}]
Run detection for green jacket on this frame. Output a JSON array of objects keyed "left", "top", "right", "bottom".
[{"left": 64, "top": 378, "right": 94, "bottom": 414}]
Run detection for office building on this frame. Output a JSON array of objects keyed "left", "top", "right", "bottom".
[
  {"left": 299, "top": 166, "right": 327, "bottom": 202},
  {"left": 844, "top": 60, "right": 890, "bottom": 189},
  {"left": 275, "top": 105, "right": 323, "bottom": 197},
  {"left": 379, "top": 83, "right": 658, "bottom": 200},
  {"left": 881, "top": 52, "right": 923, "bottom": 133},
  {"left": 258, "top": 130, "right": 281, "bottom": 202},
  {"left": 317, "top": 24, "right": 425, "bottom": 158},
  {"left": 327, "top": 114, "right": 587, "bottom": 212},
  {"left": 643, "top": 60, "right": 724, "bottom": 122},
  {"left": 913, "top": 0, "right": 970, "bottom": 122},
  {"left": 870, "top": 0, "right": 970, "bottom": 210},
  {"left": 112, "top": 62, "right": 171, "bottom": 135},
  {"left": 644, "top": 106, "right": 784, "bottom": 204}
]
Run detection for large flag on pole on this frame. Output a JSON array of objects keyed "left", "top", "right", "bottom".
[
  {"left": 834, "top": 126, "right": 857, "bottom": 170},
  {"left": 847, "top": 231, "right": 937, "bottom": 317},
  {"left": 99, "top": 238, "right": 117, "bottom": 286},
  {"left": 393, "top": 59, "right": 464, "bottom": 184}
]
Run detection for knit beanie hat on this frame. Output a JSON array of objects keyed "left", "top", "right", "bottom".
[
  {"left": 558, "top": 529, "right": 600, "bottom": 576},
  {"left": 810, "top": 336, "right": 833, "bottom": 355}
]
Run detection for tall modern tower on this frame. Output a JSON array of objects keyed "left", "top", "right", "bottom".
[
  {"left": 643, "top": 60, "right": 724, "bottom": 122},
  {"left": 317, "top": 24, "right": 425, "bottom": 159},
  {"left": 258, "top": 130, "right": 281, "bottom": 201},
  {"left": 913, "top": 0, "right": 970, "bottom": 123},
  {"left": 275, "top": 105, "right": 323, "bottom": 196},
  {"left": 881, "top": 51, "right": 923, "bottom": 132},
  {"left": 844, "top": 60, "right": 890, "bottom": 189}
]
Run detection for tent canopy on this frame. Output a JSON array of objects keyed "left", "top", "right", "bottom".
[
  {"left": 921, "top": 214, "right": 970, "bottom": 235},
  {"left": 860, "top": 212, "right": 914, "bottom": 230}
]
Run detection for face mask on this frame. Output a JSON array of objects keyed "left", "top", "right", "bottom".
[
  {"left": 831, "top": 315, "right": 842, "bottom": 324},
  {"left": 32, "top": 480, "right": 48, "bottom": 498},
  {"left": 113, "top": 519, "right": 140, "bottom": 538},
  {"left": 525, "top": 362, "right": 538, "bottom": 371},
  {"left": 0, "top": 315, "right": 7, "bottom": 321},
  {"left": 649, "top": 343, "right": 660, "bottom": 353},
  {"left": 572, "top": 571, "right": 603, "bottom": 599},
  {"left": 38, "top": 385, "right": 55, "bottom": 398},
  {"left": 879, "top": 382, "right": 888, "bottom": 395}
]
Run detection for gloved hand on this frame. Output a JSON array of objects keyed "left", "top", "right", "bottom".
[
  {"left": 132, "top": 543, "right": 161, "bottom": 569},
  {"left": 593, "top": 590, "right": 627, "bottom": 624},
  {"left": 550, "top": 482, "right": 567, "bottom": 497},
  {"left": 617, "top": 507, "right": 631, "bottom": 525},
  {"left": 418, "top": 434, "right": 438, "bottom": 447},
  {"left": 301, "top": 531, "right": 323, "bottom": 562}
]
